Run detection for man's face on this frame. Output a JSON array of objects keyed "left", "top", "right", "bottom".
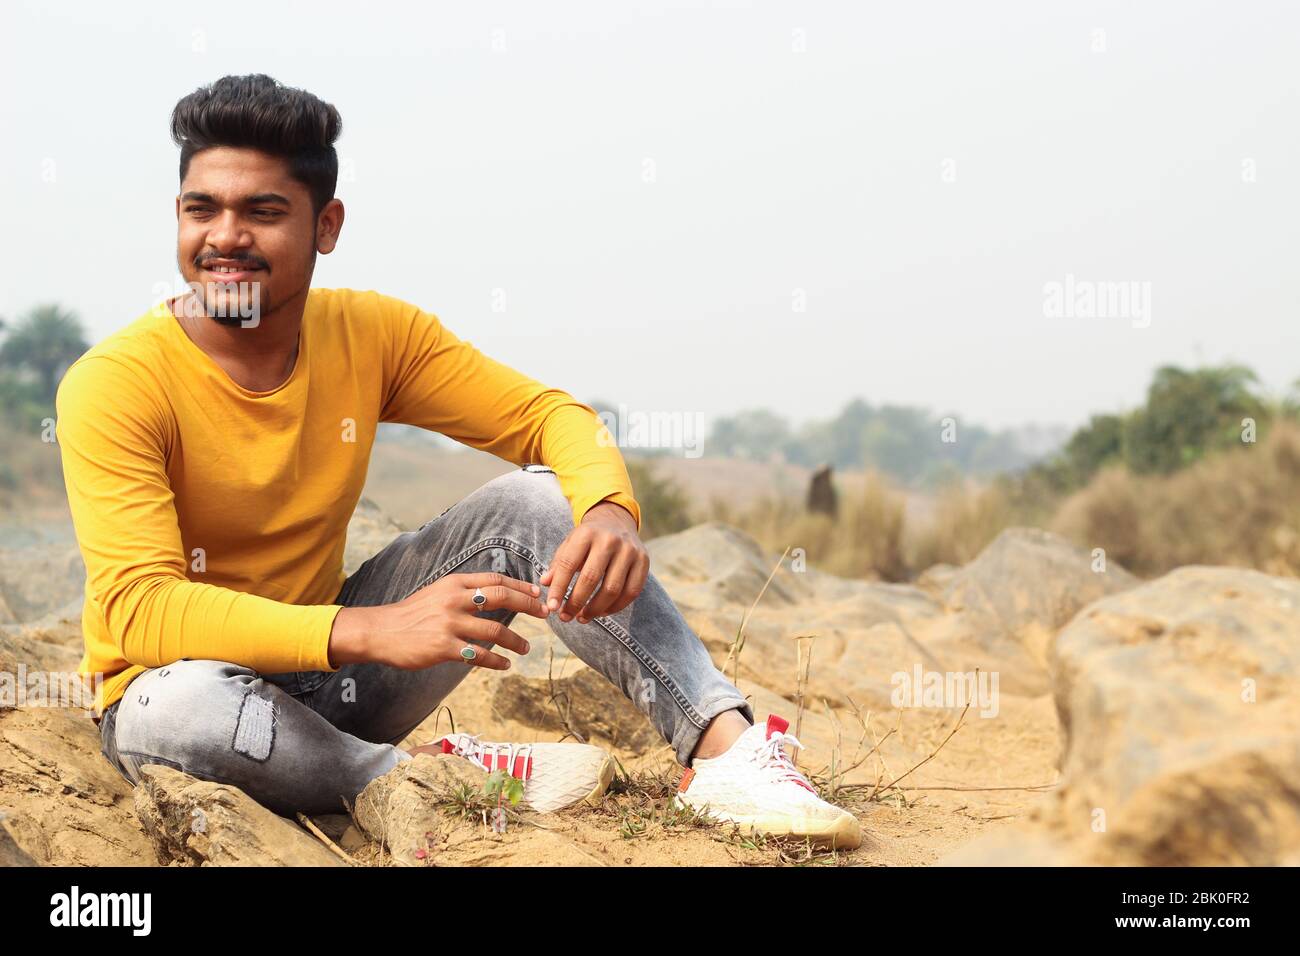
[{"left": 175, "top": 146, "right": 341, "bottom": 326}]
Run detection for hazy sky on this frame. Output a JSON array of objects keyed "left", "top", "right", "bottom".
[{"left": 2, "top": 0, "right": 1296, "bottom": 435}]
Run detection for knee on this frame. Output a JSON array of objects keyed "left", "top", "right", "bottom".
[
  {"left": 125, "top": 659, "right": 250, "bottom": 708},
  {"left": 483, "top": 465, "right": 573, "bottom": 527},
  {"left": 114, "top": 660, "right": 260, "bottom": 756}
]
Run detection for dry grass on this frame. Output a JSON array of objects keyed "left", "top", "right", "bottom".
[
  {"left": 706, "top": 468, "right": 908, "bottom": 580},
  {"left": 701, "top": 422, "right": 1300, "bottom": 583},
  {"left": 906, "top": 480, "right": 1015, "bottom": 571},
  {"left": 1051, "top": 421, "right": 1300, "bottom": 577},
  {"left": 0, "top": 422, "right": 66, "bottom": 513}
]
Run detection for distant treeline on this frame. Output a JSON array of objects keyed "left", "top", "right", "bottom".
[
  {"left": 698, "top": 401, "right": 1067, "bottom": 487},
  {"left": 599, "top": 363, "right": 1299, "bottom": 492},
  {"left": 0, "top": 304, "right": 89, "bottom": 433},
  {"left": 3, "top": 303, "right": 1295, "bottom": 500},
  {"left": 1014, "top": 364, "right": 1299, "bottom": 497}
]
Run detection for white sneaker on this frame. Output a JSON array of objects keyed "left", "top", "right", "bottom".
[
  {"left": 428, "top": 732, "right": 615, "bottom": 813},
  {"left": 673, "top": 715, "right": 862, "bottom": 849}
]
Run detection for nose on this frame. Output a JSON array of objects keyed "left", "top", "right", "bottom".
[{"left": 204, "top": 209, "right": 253, "bottom": 257}]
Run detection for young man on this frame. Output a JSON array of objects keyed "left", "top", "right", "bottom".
[{"left": 56, "top": 74, "right": 860, "bottom": 849}]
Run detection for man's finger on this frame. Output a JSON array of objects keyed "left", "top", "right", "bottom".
[
  {"left": 562, "top": 540, "right": 617, "bottom": 621},
  {"left": 578, "top": 547, "right": 635, "bottom": 622},
  {"left": 463, "top": 583, "right": 548, "bottom": 619},
  {"left": 452, "top": 639, "right": 514, "bottom": 671},
  {"left": 459, "top": 618, "right": 530, "bottom": 656},
  {"left": 543, "top": 533, "right": 592, "bottom": 614},
  {"left": 621, "top": 553, "right": 650, "bottom": 613},
  {"left": 451, "top": 571, "right": 541, "bottom": 599}
]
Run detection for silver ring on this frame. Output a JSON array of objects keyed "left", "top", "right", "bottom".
[
  {"left": 460, "top": 645, "right": 478, "bottom": 662},
  {"left": 472, "top": 586, "right": 487, "bottom": 608}
]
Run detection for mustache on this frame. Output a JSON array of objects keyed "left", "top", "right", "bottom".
[{"left": 196, "top": 255, "right": 268, "bottom": 270}]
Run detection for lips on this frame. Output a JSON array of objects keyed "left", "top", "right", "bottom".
[{"left": 201, "top": 262, "right": 265, "bottom": 282}]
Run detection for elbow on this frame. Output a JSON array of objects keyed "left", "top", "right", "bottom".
[{"left": 97, "top": 573, "right": 179, "bottom": 669}]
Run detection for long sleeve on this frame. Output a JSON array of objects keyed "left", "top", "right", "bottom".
[
  {"left": 55, "top": 357, "right": 343, "bottom": 674},
  {"left": 378, "top": 297, "right": 642, "bottom": 530}
]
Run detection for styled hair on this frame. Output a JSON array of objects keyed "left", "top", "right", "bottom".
[{"left": 170, "top": 74, "right": 342, "bottom": 218}]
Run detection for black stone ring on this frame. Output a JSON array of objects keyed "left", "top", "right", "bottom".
[{"left": 472, "top": 587, "right": 487, "bottom": 608}]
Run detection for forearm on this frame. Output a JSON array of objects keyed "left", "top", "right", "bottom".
[
  {"left": 104, "top": 574, "right": 342, "bottom": 674},
  {"left": 539, "top": 404, "right": 643, "bottom": 531}
]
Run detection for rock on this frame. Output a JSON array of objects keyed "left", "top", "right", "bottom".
[
  {"left": 132, "top": 765, "right": 345, "bottom": 866},
  {"left": 646, "top": 522, "right": 814, "bottom": 609},
  {"left": 344, "top": 496, "right": 405, "bottom": 575},
  {"left": 644, "top": 523, "right": 952, "bottom": 710},
  {"left": 919, "top": 527, "right": 1139, "bottom": 695},
  {"left": 353, "top": 753, "right": 496, "bottom": 866},
  {"left": 913, "top": 563, "right": 959, "bottom": 598},
  {"left": 950, "top": 566, "right": 1300, "bottom": 865},
  {"left": 490, "top": 664, "right": 664, "bottom": 754},
  {"left": 0, "top": 708, "right": 155, "bottom": 865},
  {"left": 354, "top": 752, "right": 629, "bottom": 866},
  {"left": 0, "top": 619, "right": 153, "bottom": 866},
  {"left": 0, "top": 532, "right": 85, "bottom": 625},
  {"left": 0, "top": 813, "right": 38, "bottom": 866},
  {"left": 0, "top": 615, "right": 82, "bottom": 677}
]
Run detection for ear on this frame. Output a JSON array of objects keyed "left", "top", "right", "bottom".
[{"left": 316, "top": 198, "right": 345, "bottom": 254}]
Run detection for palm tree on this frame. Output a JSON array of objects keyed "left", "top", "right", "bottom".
[{"left": 0, "top": 304, "right": 89, "bottom": 401}]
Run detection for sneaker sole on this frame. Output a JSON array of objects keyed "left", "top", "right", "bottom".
[{"left": 673, "top": 796, "right": 863, "bottom": 850}]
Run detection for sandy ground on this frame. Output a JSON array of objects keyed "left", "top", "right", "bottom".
[{"left": 376, "top": 648, "right": 1064, "bottom": 866}]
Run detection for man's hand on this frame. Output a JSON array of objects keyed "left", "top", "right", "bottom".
[
  {"left": 539, "top": 500, "right": 649, "bottom": 624},
  {"left": 328, "top": 572, "right": 549, "bottom": 670}
]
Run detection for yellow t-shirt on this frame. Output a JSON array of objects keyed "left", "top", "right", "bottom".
[{"left": 54, "top": 287, "right": 640, "bottom": 719}]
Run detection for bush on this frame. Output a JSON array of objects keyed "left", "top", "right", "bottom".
[
  {"left": 704, "top": 468, "right": 908, "bottom": 581},
  {"left": 625, "top": 458, "right": 694, "bottom": 539},
  {"left": 1051, "top": 421, "right": 1300, "bottom": 577}
]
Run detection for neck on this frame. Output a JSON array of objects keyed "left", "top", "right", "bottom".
[{"left": 169, "top": 283, "right": 310, "bottom": 392}]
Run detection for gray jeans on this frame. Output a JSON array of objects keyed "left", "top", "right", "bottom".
[{"left": 97, "top": 464, "right": 753, "bottom": 817}]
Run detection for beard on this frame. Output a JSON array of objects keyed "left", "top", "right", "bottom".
[
  {"left": 205, "top": 294, "right": 266, "bottom": 327},
  {"left": 192, "top": 277, "right": 267, "bottom": 328}
]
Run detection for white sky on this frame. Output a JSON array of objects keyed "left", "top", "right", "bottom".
[{"left": 2, "top": 0, "right": 1296, "bottom": 433}]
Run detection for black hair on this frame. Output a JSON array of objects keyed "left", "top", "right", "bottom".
[{"left": 170, "top": 74, "right": 342, "bottom": 218}]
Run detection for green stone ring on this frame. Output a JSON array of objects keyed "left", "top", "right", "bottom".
[{"left": 460, "top": 645, "right": 478, "bottom": 662}]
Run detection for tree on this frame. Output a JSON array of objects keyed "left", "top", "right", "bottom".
[
  {"left": 1122, "top": 364, "right": 1265, "bottom": 474},
  {"left": 1059, "top": 413, "right": 1125, "bottom": 486},
  {"left": 707, "top": 409, "right": 793, "bottom": 461},
  {"left": 0, "top": 304, "right": 90, "bottom": 401}
]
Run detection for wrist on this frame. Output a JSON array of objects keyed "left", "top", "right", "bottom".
[
  {"left": 328, "top": 605, "right": 376, "bottom": 668},
  {"left": 583, "top": 500, "right": 637, "bottom": 530}
]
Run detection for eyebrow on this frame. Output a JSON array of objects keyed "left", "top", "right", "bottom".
[{"left": 180, "top": 191, "right": 292, "bottom": 206}]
